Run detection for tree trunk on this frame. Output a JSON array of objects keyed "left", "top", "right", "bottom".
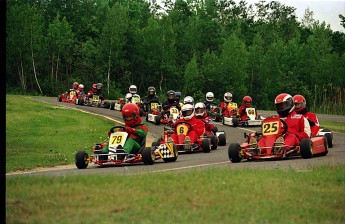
[
  {"left": 55, "top": 54, "right": 60, "bottom": 83},
  {"left": 107, "top": 48, "right": 112, "bottom": 98},
  {"left": 31, "top": 37, "right": 43, "bottom": 95},
  {"left": 51, "top": 52, "right": 55, "bottom": 81},
  {"left": 18, "top": 59, "right": 26, "bottom": 92}
]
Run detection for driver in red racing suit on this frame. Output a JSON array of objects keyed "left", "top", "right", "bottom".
[
  {"left": 170, "top": 104, "right": 205, "bottom": 145},
  {"left": 195, "top": 102, "right": 218, "bottom": 135},
  {"left": 293, "top": 94, "right": 320, "bottom": 136},
  {"left": 258, "top": 93, "right": 311, "bottom": 148},
  {"left": 238, "top": 95, "right": 258, "bottom": 121}
]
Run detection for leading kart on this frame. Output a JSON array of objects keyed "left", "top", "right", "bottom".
[
  {"left": 75, "top": 126, "right": 178, "bottom": 169},
  {"left": 228, "top": 116, "right": 329, "bottom": 163},
  {"left": 145, "top": 100, "right": 162, "bottom": 125},
  {"left": 223, "top": 107, "right": 264, "bottom": 127},
  {"left": 57, "top": 90, "right": 79, "bottom": 104},
  {"left": 153, "top": 121, "right": 213, "bottom": 153}
]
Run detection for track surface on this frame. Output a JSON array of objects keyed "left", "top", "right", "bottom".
[{"left": 7, "top": 97, "right": 345, "bottom": 176}]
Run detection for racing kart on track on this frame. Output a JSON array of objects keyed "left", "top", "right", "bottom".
[
  {"left": 75, "top": 126, "right": 178, "bottom": 169},
  {"left": 57, "top": 90, "right": 79, "bottom": 104},
  {"left": 207, "top": 104, "right": 222, "bottom": 122},
  {"left": 223, "top": 107, "right": 264, "bottom": 127},
  {"left": 160, "top": 107, "right": 180, "bottom": 126},
  {"left": 153, "top": 121, "right": 212, "bottom": 153},
  {"left": 145, "top": 100, "right": 162, "bottom": 125},
  {"left": 318, "top": 128, "right": 333, "bottom": 148},
  {"left": 75, "top": 93, "right": 110, "bottom": 108},
  {"left": 228, "top": 116, "right": 329, "bottom": 163},
  {"left": 110, "top": 98, "right": 124, "bottom": 111},
  {"left": 221, "top": 102, "right": 240, "bottom": 127}
]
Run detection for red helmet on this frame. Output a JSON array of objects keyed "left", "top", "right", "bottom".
[
  {"left": 242, "top": 96, "right": 252, "bottom": 107},
  {"left": 121, "top": 103, "right": 141, "bottom": 126},
  {"left": 293, "top": 94, "right": 306, "bottom": 113},
  {"left": 73, "top": 82, "right": 79, "bottom": 90},
  {"left": 274, "top": 93, "right": 294, "bottom": 117}
]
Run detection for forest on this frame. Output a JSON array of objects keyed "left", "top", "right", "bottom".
[{"left": 6, "top": 0, "right": 345, "bottom": 114}]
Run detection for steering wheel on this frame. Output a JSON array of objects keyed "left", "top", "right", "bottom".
[{"left": 109, "top": 125, "right": 126, "bottom": 133}]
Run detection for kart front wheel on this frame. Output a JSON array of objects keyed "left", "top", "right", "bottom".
[
  {"left": 300, "top": 138, "right": 313, "bottom": 159},
  {"left": 228, "top": 143, "right": 242, "bottom": 163},
  {"left": 232, "top": 118, "right": 239, "bottom": 127},
  {"left": 202, "top": 138, "right": 211, "bottom": 153},
  {"left": 110, "top": 102, "right": 115, "bottom": 110},
  {"left": 75, "top": 151, "right": 89, "bottom": 169},
  {"left": 142, "top": 147, "right": 155, "bottom": 165},
  {"left": 154, "top": 115, "right": 161, "bottom": 125},
  {"left": 218, "top": 134, "right": 227, "bottom": 146},
  {"left": 210, "top": 135, "right": 217, "bottom": 150},
  {"left": 324, "top": 133, "right": 333, "bottom": 148}
]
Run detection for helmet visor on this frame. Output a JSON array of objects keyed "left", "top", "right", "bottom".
[
  {"left": 195, "top": 108, "right": 204, "bottom": 114},
  {"left": 275, "top": 101, "right": 290, "bottom": 111},
  {"left": 294, "top": 102, "right": 304, "bottom": 110},
  {"left": 225, "top": 96, "right": 232, "bottom": 101},
  {"left": 182, "top": 110, "right": 193, "bottom": 117}
]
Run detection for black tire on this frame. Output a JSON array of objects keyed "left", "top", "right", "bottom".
[
  {"left": 110, "top": 102, "right": 115, "bottom": 110},
  {"left": 300, "top": 138, "right": 313, "bottom": 159},
  {"left": 142, "top": 147, "right": 155, "bottom": 165},
  {"left": 210, "top": 135, "right": 218, "bottom": 150},
  {"left": 154, "top": 115, "right": 161, "bottom": 125},
  {"left": 146, "top": 113, "right": 149, "bottom": 122},
  {"left": 139, "top": 108, "right": 144, "bottom": 117},
  {"left": 232, "top": 118, "right": 239, "bottom": 127},
  {"left": 218, "top": 134, "right": 227, "bottom": 146},
  {"left": 75, "top": 151, "right": 89, "bottom": 169},
  {"left": 79, "top": 98, "right": 85, "bottom": 105},
  {"left": 163, "top": 144, "right": 178, "bottom": 162},
  {"left": 325, "top": 133, "right": 333, "bottom": 148},
  {"left": 57, "top": 95, "right": 62, "bottom": 102},
  {"left": 103, "top": 101, "right": 110, "bottom": 109},
  {"left": 151, "top": 141, "right": 160, "bottom": 148},
  {"left": 215, "top": 115, "right": 220, "bottom": 122},
  {"left": 222, "top": 117, "right": 225, "bottom": 125},
  {"left": 202, "top": 138, "right": 211, "bottom": 153},
  {"left": 228, "top": 143, "right": 242, "bottom": 163}
]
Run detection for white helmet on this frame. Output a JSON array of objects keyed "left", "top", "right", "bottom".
[
  {"left": 224, "top": 92, "right": 233, "bottom": 102},
  {"left": 206, "top": 92, "right": 214, "bottom": 102},
  {"left": 78, "top": 84, "right": 84, "bottom": 89},
  {"left": 195, "top": 102, "right": 206, "bottom": 117},
  {"left": 129, "top": 85, "right": 137, "bottom": 94},
  {"left": 125, "top": 93, "right": 132, "bottom": 100},
  {"left": 183, "top": 96, "right": 194, "bottom": 105},
  {"left": 181, "top": 104, "right": 195, "bottom": 120}
]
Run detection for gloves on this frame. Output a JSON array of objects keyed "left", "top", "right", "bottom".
[{"left": 125, "top": 126, "right": 136, "bottom": 134}]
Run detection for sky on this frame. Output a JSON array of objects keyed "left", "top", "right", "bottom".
[{"left": 153, "top": 0, "right": 345, "bottom": 32}]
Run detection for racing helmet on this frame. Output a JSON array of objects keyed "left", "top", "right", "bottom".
[
  {"left": 125, "top": 93, "right": 132, "bottom": 101},
  {"left": 293, "top": 94, "right": 307, "bottom": 114},
  {"left": 73, "top": 82, "right": 79, "bottom": 90},
  {"left": 206, "top": 92, "right": 214, "bottom": 102},
  {"left": 96, "top": 83, "right": 103, "bottom": 91},
  {"left": 195, "top": 102, "right": 206, "bottom": 118},
  {"left": 183, "top": 96, "right": 194, "bottom": 105},
  {"left": 92, "top": 84, "right": 97, "bottom": 92},
  {"left": 181, "top": 104, "right": 195, "bottom": 120},
  {"left": 175, "top": 91, "right": 181, "bottom": 101},
  {"left": 167, "top": 90, "right": 175, "bottom": 101},
  {"left": 224, "top": 92, "right": 232, "bottom": 102},
  {"left": 275, "top": 93, "right": 295, "bottom": 117},
  {"left": 129, "top": 85, "right": 137, "bottom": 94},
  {"left": 78, "top": 84, "right": 84, "bottom": 91},
  {"left": 148, "top": 86, "right": 156, "bottom": 96},
  {"left": 121, "top": 103, "right": 141, "bottom": 126},
  {"left": 242, "top": 96, "right": 252, "bottom": 107}
]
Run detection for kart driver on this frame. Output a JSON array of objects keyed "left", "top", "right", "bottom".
[
  {"left": 220, "top": 92, "right": 237, "bottom": 117},
  {"left": 257, "top": 93, "right": 311, "bottom": 148},
  {"left": 162, "top": 90, "right": 181, "bottom": 112},
  {"left": 204, "top": 92, "right": 219, "bottom": 114},
  {"left": 170, "top": 104, "right": 205, "bottom": 146},
  {"left": 293, "top": 94, "right": 320, "bottom": 136},
  {"left": 143, "top": 86, "right": 160, "bottom": 112},
  {"left": 195, "top": 102, "right": 218, "bottom": 135},
  {"left": 238, "top": 96, "right": 258, "bottom": 121},
  {"left": 99, "top": 103, "right": 148, "bottom": 154}
]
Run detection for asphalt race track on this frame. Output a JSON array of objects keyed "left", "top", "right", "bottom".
[{"left": 7, "top": 97, "right": 345, "bottom": 176}]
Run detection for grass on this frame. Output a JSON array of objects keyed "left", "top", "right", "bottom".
[
  {"left": 6, "top": 166, "right": 345, "bottom": 224},
  {"left": 319, "top": 121, "right": 345, "bottom": 133},
  {"left": 5, "top": 94, "right": 345, "bottom": 224}
]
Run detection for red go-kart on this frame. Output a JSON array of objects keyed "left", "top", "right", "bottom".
[
  {"left": 57, "top": 90, "right": 79, "bottom": 104},
  {"left": 228, "top": 116, "right": 329, "bottom": 163}
]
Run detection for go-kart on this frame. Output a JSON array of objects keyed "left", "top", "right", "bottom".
[
  {"left": 224, "top": 107, "right": 264, "bottom": 127},
  {"left": 221, "top": 102, "right": 240, "bottom": 127},
  {"left": 75, "top": 125, "right": 178, "bottom": 169},
  {"left": 110, "top": 98, "right": 124, "bottom": 111},
  {"left": 75, "top": 93, "right": 110, "bottom": 108},
  {"left": 145, "top": 100, "right": 162, "bottom": 125},
  {"left": 154, "top": 121, "right": 212, "bottom": 153},
  {"left": 160, "top": 107, "right": 180, "bottom": 125},
  {"left": 207, "top": 104, "right": 222, "bottom": 122},
  {"left": 209, "top": 129, "right": 227, "bottom": 148},
  {"left": 228, "top": 116, "right": 329, "bottom": 163},
  {"left": 57, "top": 90, "right": 79, "bottom": 104}
]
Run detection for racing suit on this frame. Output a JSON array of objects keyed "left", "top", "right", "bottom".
[
  {"left": 238, "top": 104, "right": 258, "bottom": 121},
  {"left": 170, "top": 116, "right": 205, "bottom": 144},
  {"left": 196, "top": 114, "right": 216, "bottom": 136},
  {"left": 220, "top": 101, "right": 238, "bottom": 117},
  {"left": 297, "top": 108, "right": 320, "bottom": 136},
  {"left": 258, "top": 111, "right": 311, "bottom": 148}
]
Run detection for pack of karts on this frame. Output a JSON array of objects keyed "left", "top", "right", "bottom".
[
  {"left": 223, "top": 107, "right": 264, "bottom": 127},
  {"left": 228, "top": 116, "right": 329, "bottom": 163},
  {"left": 75, "top": 126, "right": 178, "bottom": 169}
]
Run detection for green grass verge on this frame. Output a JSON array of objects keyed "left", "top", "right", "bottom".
[
  {"left": 319, "top": 121, "right": 345, "bottom": 133},
  {"left": 6, "top": 95, "right": 114, "bottom": 172},
  {"left": 6, "top": 165, "right": 345, "bottom": 224}
]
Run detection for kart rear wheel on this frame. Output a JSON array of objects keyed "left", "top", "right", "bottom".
[
  {"left": 103, "top": 101, "right": 110, "bottom": 109},
  {"left": 232, "top": 118, "right": 239, "bottom": 127},
  {"left": 154, "top": 116, "right": 161, "bottom": 125},
  {"left": 110, "top": 102, "right": 115, "bottom": 110},
  {"left": 215, "top": 115, "right": 220, "bottom": 122},
  {"left": 163, "top": 144, "right": 178, "bottom": 162},
  {"left": 228, "top": 143, "right": 242, "bottom": 163},
  {"left": 218, "top": 134, "right": 226, "bottom": 146},
  {"left": 202, "top": 138, "right": 211, "bottom": 153},
  {"left": 324, "top": 133, "right": 333, "bottom": 148},
  {"left": 75, "top": 151, "right": 89, "bottom": 169},
  {"left": 146, "top": 113, "right": 149, "bottom": 122},
  {"left": 142, "top": 147, "right": 155, "bottom": 165},
  {"left": 210, "top": 135, "right": 217, "bottom": 150},
  {"left": 300, "top": 138, "right": 313, "bottom": 159}
]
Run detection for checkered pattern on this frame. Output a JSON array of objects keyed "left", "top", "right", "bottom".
[{"left": 158, "top": 144, "right": 175, "bottom": 158}]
